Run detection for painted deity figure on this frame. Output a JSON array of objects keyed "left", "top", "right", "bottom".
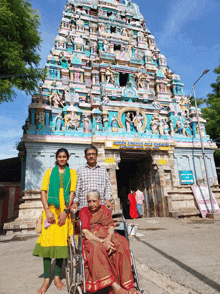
[
  {"left": 65, "top": 87, "right": 79, "bottom": 105},
  {"left": 179, "top": 95, "right": 191, "bottom": 118},
  {"left": 103, "top": 116, "right": 109, "bottom": 131},
  {"left": 150, "top": 116, "right": 157, "bottom": 134},
  {"left": 117, "top": 45, "right": 129, "bottom": 61},
  {"left": 141, "top": 73, "right": 149, "bottom": 89},
  {"left": 66, "top": 32, "right": 74, "bottom": 43},
  {"left": 133, "top": 111, "right": 143, "bottom": 132},
  {"left": 111, "top": 114, "right": 118, "bottom": 132},
  {"left": 197, "top": 123, "right": 205, "bottom": 137},
  {"left": 152, "top": 101, "right": 162, "bottom": 109},
  {"left": 175, "top": 117, "right": 184, "bottom": 134},
  {"left": 135, "top": 69, "right": 146, "bottom": 89},
  {"left": 59, "top": 52, "right": 69, "bottom": 69},
  {"left": 96, "top": 116, "right": 102, "bottom": 131},
  {"left": 160, "top": 83, "right": 165, "bottom": 93},
  {"left": 125, "top": 112, "right": 131, "bottom": 132},
  {"left": 184, "top": 121, "right": 192, "bottom": 137},
  {"left": 66, "top": 112, "right": 80, "bottom": 130},
  {"left": 158, "top": 119, "right": 164, "bottom": 136},
  {"left": 83, "top": 114, "right": 90, "bottom": 133},
  {"left": 169, "top": 119, "right": 174, "bottom": 137},
  {"left": 99, "top": 7, "right": 104, "bottom": 15},
  {"left": 163, "top": 119, "right": 169, "bottom": 135},
  {"left": 101, "top": 95, "right": 109, "bottom": 106},
  {"left": 121, "top": 28, "right": 128, "bottom": 37},
  {"left": 105, "top": 64, "right": 115, "bottom": 85},
  {"left": 54, "top": 110, "right": 63, "bottom": 131},
  {"left": 99, "top": 23, "right": 106, "bottom": 33},
  {"left": 49, "top": 80, "right": 63, "bottom": 107},
  {"left": 127, "top": 43, "right": 132, "bottom": 57},
  {"left": 103, "top": 38, "right": 109, "bottom": 53},
  {"left": 36, "top": 111, "right": 45, "bottom": 129}
]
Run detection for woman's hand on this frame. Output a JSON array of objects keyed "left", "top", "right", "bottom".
[
  {"left": 57, "top": 211, "right": 67, "bottom": 226},
  {"left": 46, "top": 209, "right": 56, "bottom": 224},
  {"left": 102, "top": 238, "right": 116, "bottom": 255},
  {"left": 70, "top": 202, "right": 78, "bottom": 213}
]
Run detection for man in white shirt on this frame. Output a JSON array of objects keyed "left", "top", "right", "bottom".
[{"left": 135, "top": 188, "right": 145, "bottom": 218}]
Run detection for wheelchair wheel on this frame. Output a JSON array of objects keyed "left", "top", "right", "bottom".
[
  {"left": 75, "top": 285, "right": 83, "bottom": 294},
  {"left": 65, "top": 237, "right": 74, "bottom": 292},
  {"left": 66, "top": 235, "right": 78, "bottom": 291}
]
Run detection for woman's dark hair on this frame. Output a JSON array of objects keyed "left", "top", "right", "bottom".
[
  {"left": 55, "top": 148, "right": 70, "bottom": 166},
  {"left": 84, "top": 145, "right": 98, "bottom": 155}
]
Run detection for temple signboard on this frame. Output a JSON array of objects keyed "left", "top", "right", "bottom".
[
  {"left": 179, "top": 170, "right": 194, "bottom": 185},
  {"left": 105, "top": 140, "right": 170, "bottom": 151}
]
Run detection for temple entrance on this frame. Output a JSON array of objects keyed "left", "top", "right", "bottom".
[{"left": 116, "top": 150, "right": 152, "bottom": 218}]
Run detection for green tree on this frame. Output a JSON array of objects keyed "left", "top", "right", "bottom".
[
  {"left": 201, "top": 65, "right": 220, "bottom": 141},
  {"left": 0, "top": 0, "right": 43, "bottom": 103},
  {"left": 201, "top": 65, "right": 220, "bottom": 164},
  {"left": 190, "top": 95, "right": 205, "bottom": 108}
]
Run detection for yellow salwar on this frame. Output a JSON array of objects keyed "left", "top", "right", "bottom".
[{"left": 33, "top": 168, "right": 77, "bottom": 259}]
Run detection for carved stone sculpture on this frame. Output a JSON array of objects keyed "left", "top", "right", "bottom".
[
  {"left": 105, "top": 64, "right": 115, "bottom": 85},
  {"left": 111, "top": 114, "right": 118, "bottom": 132},
  {"left": 150, "top": 116, "right": 157, "bottom": 134},
  {"left": 83, "top": 114, "right": 90, "bottom": 133},
  {"left": 54, "top": 110, "right": 63, "bottom": 130},
  {"left": 125, "top": 112, "right": 131, "bottom": 132},
  {"left": 133, "top": 110, "right": 143, "bottom": 132},
  {"left": 96, "top": 116, "right": 102, "bottom": 131},
  {"left": 66, "top": 112, "right": 80, "bottom": 130}
]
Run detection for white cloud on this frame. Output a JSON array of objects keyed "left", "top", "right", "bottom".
[
  {"left": 0, "top": 153, "right": 18, "bottom": 160},
  {"left": 159, "top": 0, "right": 207, "bottom": 44}
]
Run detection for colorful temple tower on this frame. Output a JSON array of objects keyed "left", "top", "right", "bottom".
[{"left": 5, "top": 0, "right": 218, "bottom": 233}]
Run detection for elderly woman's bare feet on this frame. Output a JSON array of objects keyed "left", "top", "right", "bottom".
[
  {"left": 37, "top": 278, "right": 50, "bottom": 294},
  {"left": 111, "top": 281, "right": 129, "bottom": 294},
  {"left": 54, "top": 276, "right": 65, "bottom": 290},
  {"left": 128, "top": 288, "right": 141, "bottom": 294}
]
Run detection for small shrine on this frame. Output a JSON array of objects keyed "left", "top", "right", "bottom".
[{"left": 6, "top": 0, "right": 218, "bottom": 233}]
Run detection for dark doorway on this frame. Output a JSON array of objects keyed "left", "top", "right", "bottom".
[
  {"left": 114, "top": 44, "right": 121, "bottom": 51},
  {"left": 119, "top": 72, "right": 128, "bottom": 87},
  {"left": 116, "top": 151, "right": 152, "bottom": 218},
  {"left": 111, "top": 26, "right": 116, "bottom": 33}
]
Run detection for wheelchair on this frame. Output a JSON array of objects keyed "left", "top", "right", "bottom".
[{"left": 65, "top": 211, "right": 144, "bottom": 294}]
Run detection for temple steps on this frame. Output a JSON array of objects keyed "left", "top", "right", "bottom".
[{"left": 166, "top": 186, "right": 220, "bottom": 218}]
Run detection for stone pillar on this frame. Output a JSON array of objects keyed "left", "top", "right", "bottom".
[
  {"left": 45, "top": 110, "right": 50, "bottom": 126},
  {"left": 19, "top": 151, "right": 26, "bottom": 194},
  {"left": 109, "top": 168, "right": 120, "bottom": 212},
  {"left": 100, "top": 70, "right": 105, "bottom": 83},
  {"left": 70, "top": 71, "right": 74, "bottom": 81},
  {"left": 81, "top": 72, "right": 84, "bottom": 83},
  {"left": 30, "top": 109, "right": 37, "bottom": 125}
]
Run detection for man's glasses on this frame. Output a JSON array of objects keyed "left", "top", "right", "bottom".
[{"left": 86, "top": 153, "right": 97, "bottom": 156}]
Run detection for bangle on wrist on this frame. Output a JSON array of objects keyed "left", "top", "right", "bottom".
[
  {"left": 64, "top": 208, "right": 69, "bottom": 215},
  {"left": 45, "top": 207, "right": 50, "bottom": 210}
]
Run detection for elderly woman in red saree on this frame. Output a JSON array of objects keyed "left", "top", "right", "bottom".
[
  {"left": 128, "top": 190, "right": 139, "bottom": 219},
  {"left": 79, "top": 190, "right": 141, "bottom": 294}
]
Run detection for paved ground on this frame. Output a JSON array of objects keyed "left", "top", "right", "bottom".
[
  {"left": 0, "top": 217, "right": 220, "bottom": 294},
  {"left": 128, "top": 217, "right": 220, "bottom": 294}
]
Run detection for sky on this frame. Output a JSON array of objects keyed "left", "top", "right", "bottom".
[{"left": 1, "top": 0, "right": 220, "bottom": 160}]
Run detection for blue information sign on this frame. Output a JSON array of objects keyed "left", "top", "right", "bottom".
[{"left": 179, "top": 170, "right": 194, "bottom": 185}]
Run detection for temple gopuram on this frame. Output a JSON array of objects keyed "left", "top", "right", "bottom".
[{"left": 5, "top": 0, "right": 219, "bottom": 233}]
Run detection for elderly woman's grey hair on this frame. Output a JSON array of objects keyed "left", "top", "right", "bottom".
[{"left": 87, "top": 190, "right": 100, "bottom": 200}]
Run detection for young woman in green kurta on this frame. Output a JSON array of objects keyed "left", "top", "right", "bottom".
[{"left": 33, "top": 148, "right": 77, "bottom": 294}]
